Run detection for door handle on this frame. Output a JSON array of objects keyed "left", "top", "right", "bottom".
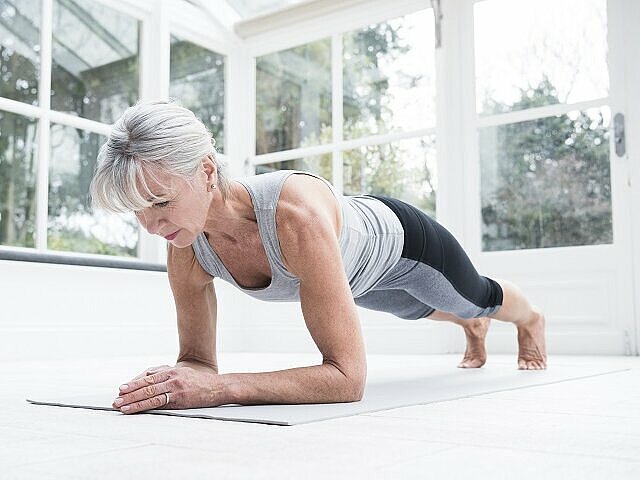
[{"left": 614, "top": 112, "right": 625, "bottom": 157}]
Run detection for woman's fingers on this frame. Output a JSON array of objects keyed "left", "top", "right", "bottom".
[
  {"left": 114, "top": 370, "right": 173, "bottom": 413},
  {"left": 117, "top": 393, "right": 169, "bottom": 413},
  {"left": 129, "top": 365, "right": 172, "bottom": 382},
  {"left": 114, "top": 365, "right": 225, "bottom": 413}
]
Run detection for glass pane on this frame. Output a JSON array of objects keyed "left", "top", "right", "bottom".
[
  {"left": 51, "top": 0, "right": 140, "bottom": 124},
  {"left": 170, "top": 35, "right": 225, "bottom": 153},
  {"left": 255, "top": 154, "right": 332, "bottom": 181},
  {"left": 0, "top": 110, "right": 38, "bottom": 247},
  {"left": 256, "top": 39, "right": 331, "bottom": 154},
  {"left": 480, "top": 107, "right": 612, "bottom": 251},
  {"left": 343, "top": 136, "right": 436, "bottom": 215},
  {"left": 48, "top": 124, "right": 138, "bottom": 256},
  {"left": 0, "top": 0, "right": 40, "bottom": 105},
  {"left": 343, "top": 9, "right": 435, "bottom": 139},
  {"left": 475, "top": 0, "right": 608, "bottom": 115}
]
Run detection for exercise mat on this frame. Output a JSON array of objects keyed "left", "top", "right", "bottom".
[{"left": 27, "top": 364, "right": 627, "bottom": 426}]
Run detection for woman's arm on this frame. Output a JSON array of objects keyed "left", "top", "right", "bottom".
[
  {"left": 112, "top": 245, "right": 221, "bottom": 414},
  {"left": 113, "top": 177, "right": 364, "bottom": 412},
  {"left": 167, "top": 242, "right": 219, "bottom": 372},
  {"left": 220, "top": 175, "right": 367, "bottom": 404}
]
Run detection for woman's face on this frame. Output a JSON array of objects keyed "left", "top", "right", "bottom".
[{"left": 134, "top": 162, "right": 213, "bottom": 248}]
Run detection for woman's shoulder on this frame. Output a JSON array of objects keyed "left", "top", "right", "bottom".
[{"left": 277, "top": 173, "right": 342, "bottom": 238}]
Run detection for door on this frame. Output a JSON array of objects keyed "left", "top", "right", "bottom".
[{"left": 460, "top": 0, "right": 636, "bottom": 355}]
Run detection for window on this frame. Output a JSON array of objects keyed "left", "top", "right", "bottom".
[
  {"left": 343, "top": 136, "right": 436, "bottom": 213},
  {"left": 51, "top": 0, "right": 140, "bottom": 124},
  {"left": 0, "top": 110, "right": 38, "bottom": 247},
  {"left": 475, "top": 0, "right": 612, "bottom": 251},
  {"left": 252, "top": 8, "right": 437, "bottom": 214},
  {"left": 0, "top": 0, "right": 141, "bottom": 257},
  {"left": 256, "top": 38, "right": 331, "bottom": 155},
  {"left": 48, "top": 124, "right": 138, "bottom": 255},
  {"left": 170, "top": 35, "right": 226, "bottom": 152},
  {"left": 343, "top": 11, "right": 435, "bottom": 139},
  {"left": 0, "top": 0, "right": 40, "bottom": 106}
]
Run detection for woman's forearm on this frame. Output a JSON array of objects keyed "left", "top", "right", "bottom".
[{"left": 220, "top": 363, "right": 364, "bottom": 405}]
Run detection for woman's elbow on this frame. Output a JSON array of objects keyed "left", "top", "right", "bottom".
[
  {"left": 343, "top": 383, "right": 364, "bottom": 402},
  {"left": 347, "top": 368, "right": 367, "bottom": 402},
  {"left": 327, "top": 361, "right": 366, "bottom": 402}
]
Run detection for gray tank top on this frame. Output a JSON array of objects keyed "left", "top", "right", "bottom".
[{"left": 191, "top": 170, "right": 404, "bottom": 301}]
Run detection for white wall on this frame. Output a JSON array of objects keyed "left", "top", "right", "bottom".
[
  {"left": 0, "top": 223, "right": 459, "bottom": 356},
  {"left": 0, "top": 259, "right": 461, "bottom": 362},
  {"left": 0, "top": 260, "right": 175, "bottom": 361}
]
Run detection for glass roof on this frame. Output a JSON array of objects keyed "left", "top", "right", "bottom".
[
  {"left": 224, "top": 0, "right": 309, "bottom": 18},
  {"left": 1, "top": 0, "right": 138, "bottom": 78}
]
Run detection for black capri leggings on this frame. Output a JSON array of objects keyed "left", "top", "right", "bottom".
[{"left": 353, "top": 195, "right": 504, "bottom": 320}]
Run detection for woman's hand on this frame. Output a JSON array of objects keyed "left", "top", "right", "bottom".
[{"left": 112, "top": 361, "right": 227, "bottom": 414}]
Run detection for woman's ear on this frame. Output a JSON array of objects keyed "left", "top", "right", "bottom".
[{"left": 202, "top": 155, "right": 217, "bottom": 185}]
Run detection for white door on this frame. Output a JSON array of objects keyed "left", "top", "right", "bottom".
[{"left": 456, "top": 0, "right": 637, "bottom": 355}]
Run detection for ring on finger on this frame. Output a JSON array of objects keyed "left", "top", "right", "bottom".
[{"left": 164, "top": 392, "right": 170, "bottom": 406}]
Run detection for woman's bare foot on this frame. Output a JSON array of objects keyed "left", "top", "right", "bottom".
[
  {"left": 458, "top": 317, "right": 491, "bottom": 368},
  {"left": 516, "top": 310, "right": 547, "bottom": 370}
]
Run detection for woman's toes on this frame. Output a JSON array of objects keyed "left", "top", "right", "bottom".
[{"left": 458, "top": 356, "right": 485, "bottom": 368}]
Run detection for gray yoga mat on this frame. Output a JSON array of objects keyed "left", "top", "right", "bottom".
[{"left": 27, "top": 365, "right": 627, "bottom": 426}]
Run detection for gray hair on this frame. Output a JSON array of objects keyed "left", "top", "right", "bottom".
[{"left": 89, "top": 99, "right": 230, "bottom": 213}]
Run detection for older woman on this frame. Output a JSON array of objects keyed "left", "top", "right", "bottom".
[{"left": 90, "top": 100, "right": 546, "bottom": 415}]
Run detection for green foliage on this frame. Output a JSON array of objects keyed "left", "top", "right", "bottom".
[
  {"left": 48, "top": 227, "right": 136, "bottom": 257},
  {"left": 343, "top": 140, "right": 436, "bottom": 215},
  {"left": 343, "top": 22, "right": 409, "bottom": 137},
  {"left": 0, "top": 38, "right": 40, "bottom": 246},
  {"left": 481, "top": 76, "right": 612, "bottom": 251},
  {"left": 256, "top": 39, "right": 332, "bottom": 154},
  {"left": 170, "top": 38, "right": 225, "bottom": 152},
  {"left": 342, "top": 23, "right": 435, "bottom": 214},
  {"left": 0, "top": 111, "right": 37, "bottom": 247}
]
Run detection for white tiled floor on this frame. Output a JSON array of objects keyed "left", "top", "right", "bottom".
[{"left": 2, "top": 353, "right": 639, "bottom": 479}]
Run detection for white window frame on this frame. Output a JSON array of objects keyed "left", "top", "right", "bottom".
[
  {"left": 459, "top": 0, "right": 619, "bottom": 257},
  {"left": 454, "top": 0, "right": 639, "bottom": 354},
  {"left": 0, "top": 0, "right": 156, "bottom": 263},
  {"left": 242, "top": 0, "right": 437, "bottom": 195},
  {"left": 0, "top": 0, "right": 238, "bottom": 266}
]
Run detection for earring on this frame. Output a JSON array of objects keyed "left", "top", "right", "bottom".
[{"left": 208, "top": 184, "right": 217, "bottom": 191}]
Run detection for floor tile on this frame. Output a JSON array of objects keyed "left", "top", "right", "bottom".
[
  {"left": 0, "top": 425, "right": 146, "bottom": 469},
  {"left": 377, "top": 445, "right": 640, "bottom": 480}
]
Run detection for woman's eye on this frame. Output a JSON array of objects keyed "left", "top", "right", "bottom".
[{"left": 154, "top": 201, "right": 170, "bottom": 208}]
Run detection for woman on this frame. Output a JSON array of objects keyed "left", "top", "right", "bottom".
[{"left": 90, "top": 100, "right": 546, "bottom": 415}]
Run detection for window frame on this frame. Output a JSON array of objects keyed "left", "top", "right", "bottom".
[
  {"left": 169, "top": 24, "right": 230, "bottom": 156},
  {"left": 0, "top": 0, "right": 153, "bottom": 266},
  {"left": 241, "top": 0, "right": 632, "bottom": 253},
  {"left": 3, "top": 0, "right": 636, "bottom": 273},
  {"left": 463, "top": 0, "right": 615, "bottom": 256},
  {"left": 0, "top": 0, "right": 234, "bottom": 268},
  {"left": 244, "top": 0, "right": 436, "bottom": 195}
]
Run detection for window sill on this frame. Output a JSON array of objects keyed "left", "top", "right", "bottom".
[{"left": 0, "top": 248, "right": 166, "bottom": 272}]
